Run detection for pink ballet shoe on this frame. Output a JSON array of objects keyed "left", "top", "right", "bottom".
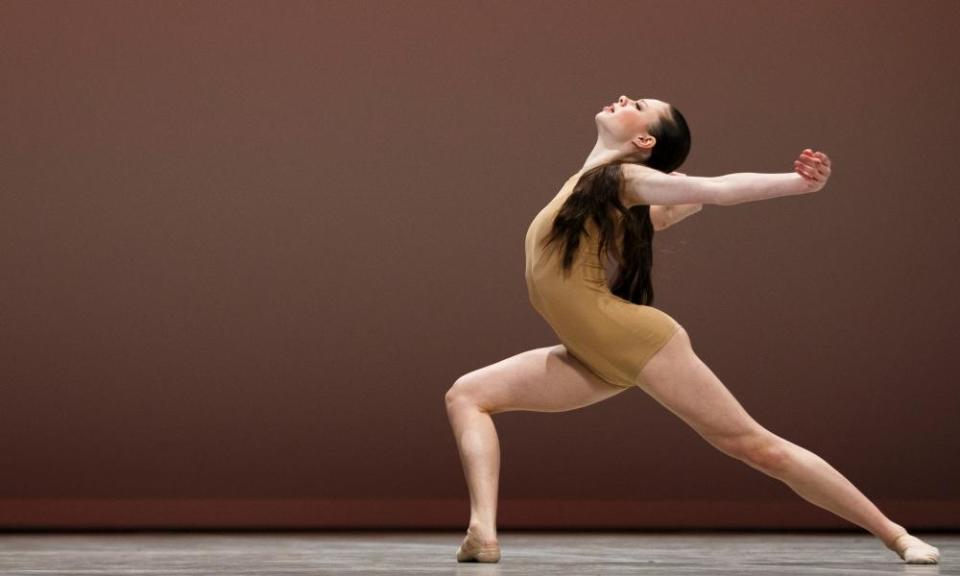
[
  {"left": 456, "top": 529, "right": 501, "bottom": 563},
  {"left": 887, "top": 532, "right": 940, "bottom": 564}
]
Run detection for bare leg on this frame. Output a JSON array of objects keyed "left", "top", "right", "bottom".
[
  {"left": 444, "top": 344, "right": 626, "bottom": 557},
  {"left": 445, "top": 397, "right": 500, "bottom": 537},
  {"left": 750, "top": 436, "right": 906, "bottom": 543},
  {"left": 637, "top": 327, "right": 940, "bottom": 564}
]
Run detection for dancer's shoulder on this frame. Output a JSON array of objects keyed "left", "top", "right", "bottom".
[{"left": 621, "top": 164, "right": 721, "bottom": 207}]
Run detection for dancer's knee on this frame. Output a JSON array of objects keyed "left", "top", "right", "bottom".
[
  {"left": 444, "top": 377, "right": 470, "bottom": 410},
  {"left": 714, "top": 431, "right": 792, "bottom": 473},
  {"left": 445, "top": 374, "right": 490, "bottom": 414}
]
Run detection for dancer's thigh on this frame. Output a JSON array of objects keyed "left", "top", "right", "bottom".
[
  {"left": 451, "top": 345, "right": 627, "bottom": 414},
  {"left": 637, "top": 327, "right": 767, "bottom": 445}
]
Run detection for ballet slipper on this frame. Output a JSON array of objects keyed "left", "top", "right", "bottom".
[
  {"left": 456, "top": 528, "right": 501, "bottom": 563},
  {"left": 886, "top": 532, "right": 940, "bottom": 564}
]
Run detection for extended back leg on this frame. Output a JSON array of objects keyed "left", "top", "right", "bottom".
[{"left": 636, "top": 327, "right": 939, "bottom": 563}]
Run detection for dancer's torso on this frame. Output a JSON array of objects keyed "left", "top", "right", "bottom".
[
  {"left": 521, "top": 168, "right": 681, "bottom": 390},
  {"left": 523, "top": 169, "right": 625, "bottom": 308}
]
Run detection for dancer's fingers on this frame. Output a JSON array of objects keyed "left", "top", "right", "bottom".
[
  {"left": 794, "top": 162, "right": 824, "bottom": 181},
  {"left": 794, "top": 160, "right": 820, "bottom": 178}
]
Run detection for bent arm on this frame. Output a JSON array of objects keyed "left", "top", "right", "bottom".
[
  {"left": 665, "top": 202, "right": 703, "bottom": 227},
  {"left": 650, "top": 203, "right": 703, "bottom": 231}
]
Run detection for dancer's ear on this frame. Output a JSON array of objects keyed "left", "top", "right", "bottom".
[{"left": 631, "top": 134, "right": 656, "bottom": 153}]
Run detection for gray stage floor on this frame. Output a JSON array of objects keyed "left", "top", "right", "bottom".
[{"left": 0, "top": 531, "right": 955, "bottom": 575}]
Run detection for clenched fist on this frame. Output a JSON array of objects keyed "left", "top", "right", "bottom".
[{"left": 794, "top": 148, "right": 831, "bottom": 192}]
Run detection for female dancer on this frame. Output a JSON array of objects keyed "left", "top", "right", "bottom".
[{"left": 445, "top": 95, "right": 940, "bottom": 564}]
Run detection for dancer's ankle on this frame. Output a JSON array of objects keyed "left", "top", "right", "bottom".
[
  {"left": 467, "top": 523, "right": 498, "bottom": 543},
  {"left": 881, "top": 523, "right": 909, "bottom": 550}
]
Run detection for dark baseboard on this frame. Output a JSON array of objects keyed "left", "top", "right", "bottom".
[{"left": 0, "top": 499, "right": 955, "bottom": 530}]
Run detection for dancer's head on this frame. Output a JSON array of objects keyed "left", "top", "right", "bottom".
[{"left": 595, "top": 95, "right": 691, "bottom": 173}]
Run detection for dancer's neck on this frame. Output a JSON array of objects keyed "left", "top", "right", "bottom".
[{"left": 581, "top": 139, "right": 643, "bottom": 173}]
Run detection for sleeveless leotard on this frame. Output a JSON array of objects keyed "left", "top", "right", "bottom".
[{"left": 524, "top": 168, "right": 682, "bottom": 389}]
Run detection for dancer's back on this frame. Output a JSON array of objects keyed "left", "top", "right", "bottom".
[{"left": 524, "top": 168, "right": 681, "bottom": 390}]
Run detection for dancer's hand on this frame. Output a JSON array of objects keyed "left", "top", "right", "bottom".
[{"left": 793, "top": 149, "right": 831, "bottom": 193}]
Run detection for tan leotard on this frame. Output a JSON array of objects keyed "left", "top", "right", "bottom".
[{"left": 524, "top": 168, "right": 682, "bottom": 389}]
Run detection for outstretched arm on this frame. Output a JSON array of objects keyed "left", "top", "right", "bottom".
[
  {"left": 622, "top": 149, "right": 832, "bottom": 207},
  {"left": 713, "top": 149, "right": 833, "bottom": 205},
  {"left": 650, "top": 171, "right": 701, "bottom": 230}
]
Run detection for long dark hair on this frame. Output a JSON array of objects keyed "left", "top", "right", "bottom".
[{"left": 541, "top": 104, "right": 691, "bottom": 305}]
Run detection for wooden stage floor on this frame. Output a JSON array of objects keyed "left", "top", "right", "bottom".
[{"left": 0, "top": 530, "right": 955, "bottom": 574}]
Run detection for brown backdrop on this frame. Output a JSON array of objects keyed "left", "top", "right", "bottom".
[{"left": 2, "top": 0, "right": 958, "bottom": 530}]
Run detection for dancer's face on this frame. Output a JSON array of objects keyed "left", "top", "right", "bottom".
[{"left": 595, "top": 95, "right": 670, "bottom": 158}]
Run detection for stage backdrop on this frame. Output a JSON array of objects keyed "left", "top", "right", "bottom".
[{"left": 1, "top": 0, "right": 957, "bottom": 529}]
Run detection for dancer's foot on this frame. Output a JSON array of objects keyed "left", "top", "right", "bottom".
[
  {"left": 456, "top": 526, "right": 501, "bottom": 563},
  {"left": 886, "top": 532, "right": 940, "bottom": 564}
]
